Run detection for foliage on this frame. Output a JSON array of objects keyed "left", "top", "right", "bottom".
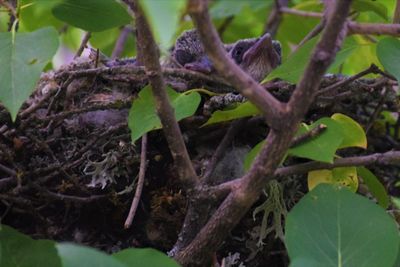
[
  {"left": 285, "top": 184, "right": 399, "bottom": 267},
  {"left": 0, "top": 224, "right": 180, "bottom": 267}
]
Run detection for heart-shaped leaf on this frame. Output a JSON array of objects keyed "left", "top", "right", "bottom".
[
  {"left": 286, "top": 184, "right": 399, "bottom": 267},
  {"left": 0, "top": 27, "right": 59, "bottom": 121},
  {"left": 331, "top": 113, "right": 367, "bottom": 149}
]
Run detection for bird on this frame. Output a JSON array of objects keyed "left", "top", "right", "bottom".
[{"left": 170, "top": 29, "right": 281, "bottom": 82}]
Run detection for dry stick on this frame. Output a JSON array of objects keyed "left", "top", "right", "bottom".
[
  {"left": 74, "top": 32, "right": 92, "bottom": 59},
  {"left": 276, "top": 151, "right": 400, "bottom": 176},
  {"left": 316, "top": 64, "right": 381, "bottom": 96},
  {"left": 290, "top": 124, "right": 327, "bottom": 148},
  {"left": 280, "top": 7, "right": 323, "bottom": 18},
  {"left": 124, "top": 134, "right": 148, "bottom": 229},
  {"left": 176, "top": 1, "right": 351, "bottom": 266},
  {"left": 112, "top": 26, "right": 134, "bottom": 59},
  {"left": 294, "top": 20, "right": 325, "bottom": 52},
  {"left": 125, "top": 0, "right": 198, "bottom": 188},
  {"left": 263, "top": 0, "right": 289, "bottom": 36}
]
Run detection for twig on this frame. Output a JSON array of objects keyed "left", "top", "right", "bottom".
[
  {"left": 125, "top": 0, "right": 198, "bottom": 188},
  {"left": 280, "top": 7, "right": 323, "bottom": 18},
  {"left": 290, "top": 124, "right": 327, "bottom": 147},
  {"left": 275, "top": 151, "right": 400, "bottom": 176},
  {"left": 217, "top": 16, "right": 234, "bottom": 36},
  {"left": 112, "top": 26, "right": 134, "bottom": 59},
  {"left": 74, "top": 32, "right": 92, "bottom": 59},
  {"left": 264, "top": 0, "right": 289, "bottom": 36},
  {"left": 294, "top": 20, "right": 325, "bottom": 52},
  {"left": 0, "top": 163, "right": 16, "bottom": 177},
  {"left": 124, "top": 134, "right": 147, "bottom": 229},
  {"left": 316, "top": 64, "right": 380, "bottom": 96}
]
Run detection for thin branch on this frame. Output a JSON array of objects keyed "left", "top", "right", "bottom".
[
  {"left": 280, "top": 7, "right": 323, "bottom": 18},
  {"left": 316, "top": 64, "right": 381, "bottom": 96},
  {"left": 125, "top": 0, "right": 198, "bottom": 188},
  {"left": 112, "top": 26, "right": 134, "bottom": 59},
  {"left": 124, "top": 134, "right": 147, "bottom": 228},
  {"left": 290, "top": 124, "right": 327, "bottom": 147},
  {"left": 275, "top": 151, "right": 400, "bottom": 176},
  {"left": 74, "top": 32, "right": 92, "bottom": 59},
  {"left": 294, "top": 20, "right": 325, "bottom": 52},
  {"left": 348, "top": 21, "right": 400, "bottom": 37},
  {"left": 188, "top": 0, "right": 286, "bottom": 130},
  {"left": 264, "top": 0, "right": 289, "bottom": 37}
]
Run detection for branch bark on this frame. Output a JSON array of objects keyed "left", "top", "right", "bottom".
[
  {"left": 176, "top": 0, "right": 352, "bottom": 266},
  {"left": 124, "top": 0, "right": 198, "bottom": 188}
]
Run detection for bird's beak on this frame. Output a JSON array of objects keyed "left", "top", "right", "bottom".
[
  {"left": 243, "top": 33, "right": 281, "bottom": 68},
  {"left": 184, "top": 56, "right": 213, "bottom": 74}
]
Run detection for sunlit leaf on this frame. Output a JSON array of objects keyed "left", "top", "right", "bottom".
[
  {"left": 19, "top": 0, "right": 63, "bottom": 31},
  {"left": 286, "top": 184, "right": 399, "bottom": 267},
  {"left": 331, "top": 113, "right": 367, "bottom": 149},
  {"left": 307, "top": 167, "right": 358, "bottom": 192},
  {"left": 352, "top": 0, "right": 388, "bottom": 21}
]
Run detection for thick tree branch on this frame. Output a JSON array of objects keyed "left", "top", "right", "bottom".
[
  {"left": 176, "top": 1, "right": 352, "bottom": 266},
  {"left": 348, "top": 21, "right": 400, "bottom": 36},
  {"left": 188, "top": 0, "right": 286, "bottom": 130},
  {"left": 125, "top": 1, "right": 198, "bottom": 188}
]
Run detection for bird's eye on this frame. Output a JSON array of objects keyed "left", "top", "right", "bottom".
[
  {"left": 175, "top": 49, "right": 195, "bottom": 65},
  {"left": 232, "top": 46, "right": 244, "bottom": 64}
]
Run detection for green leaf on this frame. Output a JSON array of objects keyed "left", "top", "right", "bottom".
[
  {"left": 0, "top": 27, "right": 59, "bottom": 121},
  {"left": 113, "top": 248, "right": 180, "bottom": 267},
  {"left": 52, "top": 0, "right": 131, "bottom": 32},
  {"left": 357, "top": 167, "right": 389, "bottom": 209},
  {"left": 286, "top": 184, "right": 400, "bottom": 267},
  {"left": 264, "top": 37, "right": 318, "bottom": 83},
  {"left": 265, "top": 37, "right": 357, "bottom": 83},
  {"left": 377, "top": 37, "right": 400, "bottom": 83},
  {"left": 0, "top": 224, "right": 61, "bottom": 267},
  {"left": 20, "top": 0, "right": 63, "bottom": 31},
  {"left": 289, "top": 118, "right": 343, "bottom": 163},
  {"left": 352, "top": 0, "right": 388, "bottom": 20},
  {"left": 138, "top": 0, "right": 186, "bottom": 49},
  {"left": 203, "top": 101, "right": 261, "bottom": 126},
  {"left": 244, "top": 140, "right": 265, "bottom": 171},
  {"left": 210, "top": 0, "right": 269, "bottom": 19},
  {"left": 57, "top": 243, "right": 126, "bottom": 267},
  {"left": 128, "top": 85, "right": 201, "bottom": 143},
  {"left": 331, "top": 113, "right": 367, "bottom": 149},
  {"left": 308, "top": 167, "right": 358, "bottom": 192}
]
